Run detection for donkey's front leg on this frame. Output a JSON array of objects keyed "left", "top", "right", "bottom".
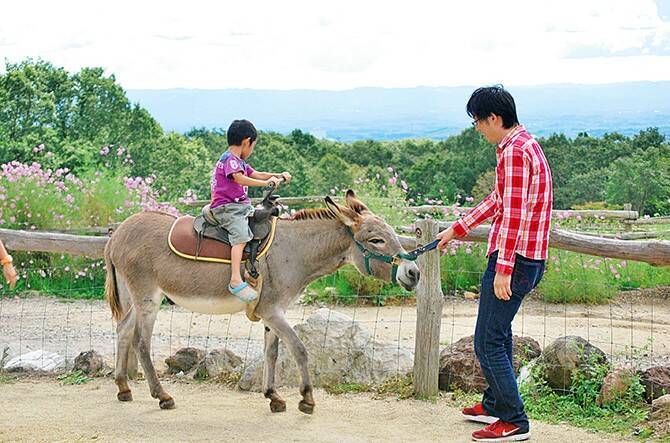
[
  {"left": 262, "top": 326, "right": 286, "bottom": 413},
  {"left": 263, "top": 311, "right": 315, "bottom": 414}
]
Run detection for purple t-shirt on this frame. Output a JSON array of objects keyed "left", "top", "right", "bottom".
[{"left": 210, "top": 151, "right": 256, "bottom": 208}]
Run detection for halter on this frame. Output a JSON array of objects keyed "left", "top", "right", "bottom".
[{"left": 346, "top": 229, "right": 439, "bottom": 284}]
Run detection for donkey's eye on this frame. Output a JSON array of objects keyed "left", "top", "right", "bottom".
[{"left": 369, "top": 238, "right": 385, "bottom": 244}]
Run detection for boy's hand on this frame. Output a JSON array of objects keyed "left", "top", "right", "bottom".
[
  {"left": 280, "top": 172, "right": 292, "bottom": 183},
  {"left": 436, "top": 227, "right": 456, "bottom": 251},
  {"left": 3, "top": 263, "right": 18, "bottom": 290},
  {"left": 266, "top": 176, "right": 282, "bottom": 187}
]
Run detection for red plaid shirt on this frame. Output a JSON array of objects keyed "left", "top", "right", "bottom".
[{"left": 452, "top": 125, "right": 553, "bottom": 275}]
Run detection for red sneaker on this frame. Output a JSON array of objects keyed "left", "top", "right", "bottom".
[
  {"left": 461, "top": 402, "right": 497, "bottom": 424},
  {"left": 472, "top": 420, "right": 530, "bottom": 441}
]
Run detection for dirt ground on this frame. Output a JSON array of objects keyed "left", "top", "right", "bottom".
[{"left": 0, "top": 378, "right": 626, "bottom": 442}]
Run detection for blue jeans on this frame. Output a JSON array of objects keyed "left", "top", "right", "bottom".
[{"left": 475, "top": 251, "right": 545, "bottom": 431}]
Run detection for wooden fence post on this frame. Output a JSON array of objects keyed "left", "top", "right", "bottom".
[{"left": 413, "top": 218, "right": 443, "bottom": 398}]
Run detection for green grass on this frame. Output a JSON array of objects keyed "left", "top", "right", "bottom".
[{"left": 57, "top": 370, "right": 93, "bottom": 385}]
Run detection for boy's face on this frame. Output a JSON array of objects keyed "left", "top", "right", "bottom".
[
  {"left": 240, "top": 138, "right": 257, "bottom": 160},
  {"left": 473, "top": 114, "right": 503, "bottom": 144}
]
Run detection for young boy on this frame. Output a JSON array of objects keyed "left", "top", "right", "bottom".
[{"left": 210, "top": 119, "right": 291, "bottom": 302}]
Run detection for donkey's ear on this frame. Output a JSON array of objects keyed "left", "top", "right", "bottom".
[
  {"left": 325, "top": 196, "right": 361, "bottom": 228},
  {"left": 344, "top": 189, "right": 369, "bottom": 214}
]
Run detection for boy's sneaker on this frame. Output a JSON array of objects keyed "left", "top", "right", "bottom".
[
  {"left": 462, "top": 402, "right": 497, "bottom": 424},
  {"left": 472, "top": 420, "right": 530, "bottom": 442},
  {"left": 228, "top": 282, "right": 258, "bottom": 302}
]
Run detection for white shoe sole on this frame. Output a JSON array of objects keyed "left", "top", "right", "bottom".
[
  {"left": 472, "top": 431, "right": 530, "bottom": 441},
  {"left": 462, "top": 413, "right": 498, "bottom": 424}
]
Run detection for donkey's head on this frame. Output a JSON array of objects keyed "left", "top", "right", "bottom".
[{"left": 325, "top": 190, "right": 420, "bottom": 291}]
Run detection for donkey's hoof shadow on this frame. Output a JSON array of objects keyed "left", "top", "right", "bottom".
[
  {"left": 117, "top": 391, "right": 133, "bottom": 402},
  {"left": 159, "top": 397, "right": 176, "bottom": 410},
  {"left": 270, "top": 398, "right": 286, "bottom": 413},
  {"left": 298, "top": 400, "right": 315, "bottom": 415}
]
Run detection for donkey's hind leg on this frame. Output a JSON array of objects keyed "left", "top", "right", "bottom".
[
  {"left": 131, "top": 289, "right": 175, "bottom": 409},
  {"left": 115, "top": 305, "right": 136, "bottom": 402},
  {"left": 262, "top": 326, "right": 286, "bottom": 413}
]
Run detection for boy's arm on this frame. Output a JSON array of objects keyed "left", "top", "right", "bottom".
[
  {"left": 232, "top": 172, "right": 275, "bottom": 187},
  {"left": 250, "top": 171, "right": 292, "bottom": 182},
  {"left": 451, "top": 191, "right": 498, "bottom": 238}
]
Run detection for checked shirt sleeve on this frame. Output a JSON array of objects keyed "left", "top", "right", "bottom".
[
  {"left": 495, "top": 145, "right": 531, "bottom": 275},
  {"left": 452, "top": 191, "right": 498, "bottom": 238}
]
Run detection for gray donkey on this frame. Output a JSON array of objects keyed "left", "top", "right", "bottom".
[{"left": 104, "top": 190, "right": 420, "bottom": 413}]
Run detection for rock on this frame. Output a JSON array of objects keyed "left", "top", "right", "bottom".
[
  {"left": 195, "top": 349, "right": 243, "bottom": 380},
  {"left": 165, "top": 347, "right": 205, "bottom": 374},
  {"left": 463, "top": 291, "right": 479, "bottom": 300},
  {"left": 0, "top": 342, "right": 30, "bottom": 368},
  {"left": 649, "top": 394, "right": 670, "bottom": 437},
  {"left": 73, "top": 350, "right": 106, "bottom": 376},
  {"left": 438, "top": 335, "right": 541, "bottom": 392},
  {"left": 238, "top": 308, "right": 413, "bottom": 391},
  {"left": 640, "top": 366, "right": 670, "bottom": 402},
  {"left": 597, "top": 366, "right": 635, "bottom": 405},
  {"left": 537, "top": 336, "right": 607, "bottom": 391},
  {"left": 4, "top": 350, "right": 65, "bottom": 372}
]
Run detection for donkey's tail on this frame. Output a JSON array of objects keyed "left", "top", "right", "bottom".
[{"left": 104, "top": 239, "right": 123, "bottom": 322}]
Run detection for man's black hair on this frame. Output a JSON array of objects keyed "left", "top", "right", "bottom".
[
  {"left": 227, "top": 119, "right": 258, "bottom": 146},
  {"left": 466, "top": 85, "right": 519, "bottom": 129}
]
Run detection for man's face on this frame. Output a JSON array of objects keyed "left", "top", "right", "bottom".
[{"left": 473, "top": 114, "right": 504, "bottom": 144}]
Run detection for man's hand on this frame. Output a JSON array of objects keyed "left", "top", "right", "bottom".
[
  {"left": 436, "top": 227, "right": 456, "bottom": 251},
  {"left": 494, "top": 273, "right": 512, "bottom": 301},
  {"left": 3, "top": 264, "right": 18, "bottom": 290},
  {"left": 280, "top": 171, "right": 292, "bottom": 183},
  {"left": 266, "top": 176, "right": 282, "bottom": 187}
]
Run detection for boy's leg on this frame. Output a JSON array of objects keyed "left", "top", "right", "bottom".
[{"left": 229, "top": 243, "right": 245, "bottom": 287}]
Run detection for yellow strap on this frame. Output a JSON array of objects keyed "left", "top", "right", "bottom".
[{"left": 168, "top": 217, "right": 278, "bottom": 264}]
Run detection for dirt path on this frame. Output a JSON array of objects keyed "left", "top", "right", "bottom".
[{"left": 0, "top": 378, "right": 625, "bottom": 442}]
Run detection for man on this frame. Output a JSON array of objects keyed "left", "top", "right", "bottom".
[{"left": 436, "top": 85, "right": 553, "bottom": 441}]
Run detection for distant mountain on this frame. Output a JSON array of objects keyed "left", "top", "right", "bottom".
[{"left": 127, "top": 82, "right": 670, "bottom": 141}]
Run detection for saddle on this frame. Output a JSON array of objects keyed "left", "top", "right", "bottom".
[{"left": 168, "top": 191, "right": 281, "bottom": 280}]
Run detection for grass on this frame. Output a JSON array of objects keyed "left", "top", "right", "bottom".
[{"left": 57, "top": 370, "right": 92, "bottom": 385}]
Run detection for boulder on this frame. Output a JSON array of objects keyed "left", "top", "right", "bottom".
[
  {"left": 537, "top": 336, "right": 607, "bottom": 390},
  {"left": 4, "top": 350, "right": 65, "bottom": 372},
  {"left": 73, "top": 350, "right": 107, "bottom": 375},
  {"left": 195, "top": 349, "right": 243, "bottom": 380},
  {"left": 238, "top": 308, "right": 413, "bottom": 391},
  {"left": 597, "top": 366, "right": 635, "bottom": 405},
  {"left": 640, "top": 365, "right": 670, "bottom": 402},
  {"left": 165, "top": 347, "right": 205, "bottom": 374},
  {"left": 439, "top": 335, "right": 541, "bottom": 392}
]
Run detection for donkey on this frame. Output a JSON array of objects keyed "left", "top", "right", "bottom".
[{"left": 104, "top": 190, "right": 420, "bottom": 413}]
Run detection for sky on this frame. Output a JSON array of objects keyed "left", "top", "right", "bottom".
[{"left": 1, "top": 0, "right": 669, "bottom": 90}]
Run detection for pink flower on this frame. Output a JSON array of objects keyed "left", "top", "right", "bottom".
[{"left": 388, "top": 177, "right": 397, "bottom": 186}]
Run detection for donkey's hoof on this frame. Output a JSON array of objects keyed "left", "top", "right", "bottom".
[
  {"left": 159, "top": 397, "right": 176, "bottom": 410},
  {"left": 270, "top": 398, "right": 286, "bottom": 413},
  {"left": 117, "top": 390, "right": 133, "bottom": 402},
  {"left": 298, "top": 400, "right": 315, "bottom": 415}
]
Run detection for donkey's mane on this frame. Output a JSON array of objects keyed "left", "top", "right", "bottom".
[{"left": 289, "top": 207, "right": 337, "bottom": 221}]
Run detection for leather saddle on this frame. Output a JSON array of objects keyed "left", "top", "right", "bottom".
[{"left": 168, "top": 192, "right": 281, "bottom": 279}]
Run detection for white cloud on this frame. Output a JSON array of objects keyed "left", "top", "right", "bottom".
[{"left": 0, "top": 0, "right": 669, "bottom": 89}]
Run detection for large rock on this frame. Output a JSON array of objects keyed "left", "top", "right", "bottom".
[
  {"left": 238, "top": 308, "right": 413, "bottom": 391},
  {"left": 4, "top": 350, "right": 65, "bottom": 372},
  {"left": 165, "top": 347, "right": 205, "bottom": 374},
  {"left": 597, "top": 366, "right": 635, "bottom": 405},
  {"left": 649, "top": 394, "right": 670, "bottom": 437},
  {"left": 538, "top": 336, "right": 608, "bottom": 390},
  {"left": 640, "top": 366, "right": 670, "bottom": 402},
  {"left": 195, "top": 349, "right": 243, "bottom": 380},
  {"left": 73, "top": 350, "right": 107, "bottom": 376},
  {"left": 438, "top": 335, "right": 541, "bottom": 392}
]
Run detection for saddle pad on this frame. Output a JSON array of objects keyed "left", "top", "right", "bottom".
[{"left": 168, "top": 215, "right": 277, "bottom": 263}]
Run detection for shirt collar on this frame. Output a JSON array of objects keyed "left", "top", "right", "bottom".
[{"left": 496, "top": 124, "right": 525, "bottom": 153}]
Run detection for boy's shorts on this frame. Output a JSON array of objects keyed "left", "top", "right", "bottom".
[{"left": 211, "top": 203, "right": 255, "bottom": 246}]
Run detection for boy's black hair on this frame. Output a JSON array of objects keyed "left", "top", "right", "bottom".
[
  {"left": 227, "top": 119, "right": 258, "bottom": 146},
  {"left": 466, "top": 85, "right": 519, "bottom": 129}
]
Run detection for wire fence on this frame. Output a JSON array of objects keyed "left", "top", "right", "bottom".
[{"left": 1, "top": 261, "right": 668, "bottom": 393}]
